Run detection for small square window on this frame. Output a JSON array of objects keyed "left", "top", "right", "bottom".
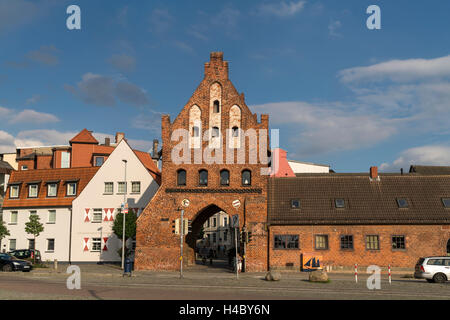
[
  {"left": 366, "top": 235, "right": 380, "bottom": 250},
  {"left": 92, "top": 209, "right": 102, "bottom": 223},
  {"left": 315, "top": 235, "right": 329, "bottom": 250},
  {"left": 9, "top": 239, "right": 16, "bottom": 251},
  {"left": 10, "top": 211, "right": 18, "bottom": 224},
  {"left": 131, "top": 182, "right": 141, "bottom": 193},
  {"left": 335, "top": 199, "right": 345, "bottom": 208},
  {"left": 396, "top": 198, "right": 409, "bottom": 208},
  {"left": 442, "top": 198, "right": 450, "bottom": 208},
  {"left": 104, "top": 182, "right": 113, "bottom": 194},
  {"left": 291, "top": 199, "right": 301, "bottom": 208},
  {"left": 340, "top": 235, "right": 353, "bottom": 249},
  {"left": 392, "top": 235, "right": 406, "bottom": 250},
  {"left": 118, "top": 182, "right": 127, "bottom": 194},
  {"left": 91, "top": 238, "right": 101, "bottom": 252}
]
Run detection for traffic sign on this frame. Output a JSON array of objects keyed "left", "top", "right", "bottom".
[
  {"left": 181, "top": 199, "right": 190, "bottom": 207},
  {"left": 123, "top": 203, "right": 128, "bottom": 214},
  {"left": 232, "top": 199, "right": 241, "bottom": 209},
  {"left": 231, "top": 214, "right": 239, "bottom": 228}
]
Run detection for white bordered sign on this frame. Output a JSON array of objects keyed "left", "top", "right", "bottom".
[
  {"left": 232, "top": 199, "right": 241, "bottom": 209},
  {"left": 181, "top": 199, "right": 190, "bottom": 207}
]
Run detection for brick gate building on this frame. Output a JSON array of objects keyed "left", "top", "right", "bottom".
[{"left": 135, "top": 52, "right": 270, "bottom": 271}]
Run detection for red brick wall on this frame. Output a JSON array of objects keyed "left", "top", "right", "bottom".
[
  {"left": 136, "top": 52, "right": 270, "bottom": 271},
  {"left": 18, "top": 159, "right": 35, "bottom": 170},
  {"left": 36, "top": 155, "right": 52, "bottom": 169},
  {"left": 269, "top": 225, "right": 450, "bottom": 269}
]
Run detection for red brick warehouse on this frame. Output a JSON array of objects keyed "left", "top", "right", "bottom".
[{"left": 135, "top": 52, "right": 270, "bottom": 271}]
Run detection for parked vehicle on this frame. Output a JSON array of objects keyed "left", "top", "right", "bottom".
[
  {"left": 414, "top": 256, "right": 450, "bottom": 283},
  {"left": 0, "top": 253, "right": 33, "bottom": 272},
  {"left": 8, "top": 249, "right": 41, "bottom": 263}
]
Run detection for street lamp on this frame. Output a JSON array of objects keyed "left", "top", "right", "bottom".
[{"left": 121, "top": 159, "right": 127, "bottom": 269}]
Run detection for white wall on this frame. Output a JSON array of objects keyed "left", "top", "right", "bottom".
[
  {"left": 288, "top": 160, "right": 329, "bottom": 173},
  {"left": 71, "top": 140, "right": 159, "bottom": 262},
  {"left": 2, "top": 208, "right": 71, "bottom": 262}
]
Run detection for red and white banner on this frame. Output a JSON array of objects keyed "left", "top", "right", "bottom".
[
  {"left": 102, "top": 208, "right": 115, "bottom": 221},
  {"left": 83, "top": 237, "right": 90, "bottom": 251},
  {"left": 102, "top": 237, "right": 108, "bottom": 251},
  {"left": 84, "top": 209, "right": 91, "bottom": 222}
]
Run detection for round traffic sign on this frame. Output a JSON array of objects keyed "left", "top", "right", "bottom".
[
  {"left": 232, "top": 199, "right": 241, "bottom": 209},
  {"left": 181, "top": 199, "right": 190, "bottom": 207}
]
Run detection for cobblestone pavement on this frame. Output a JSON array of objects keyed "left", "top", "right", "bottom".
[{"left": 0, "top": 262, "right": 449, "bottom": 300}]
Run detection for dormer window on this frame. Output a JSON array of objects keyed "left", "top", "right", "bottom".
[
  {"left": 47, "top": 183, "right": 58, "bottom": 197},
  {"left": 28, "top": 184, "right": 38, "bottom": 198},
  {"left": 67, "top": 182, "right": 77, "bottom": 196},
  {"left": 213, "top": 100, "right": 220, "bottom": 113},
  {"left": 396, "top": 198, "right": 409, "bottom": 208},
  {"left": 10, "top": 185, "right": 20, "bottom": 199},
  {"left": 442, "top": 198, "right": 450, "bottom": 208},
  {"left": 291, "top": 199, "right": 300, "bottom": 209},
  {"left": 95, "top": 156, "right": 104, "bottom": 167}
]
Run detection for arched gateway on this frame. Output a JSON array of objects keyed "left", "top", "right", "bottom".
[{"left": 135, "top": 52, "right": 269, "bottom": 271}]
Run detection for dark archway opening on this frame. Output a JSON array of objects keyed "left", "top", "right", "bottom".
[{"left": 185, "top": 204, "right": 234, "bottom": 272}]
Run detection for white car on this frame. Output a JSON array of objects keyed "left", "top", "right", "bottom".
[{"left": 414, "top": 257, "right": 450, "bottom": 283}]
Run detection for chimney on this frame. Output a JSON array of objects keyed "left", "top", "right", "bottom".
[
  {"left": 370, "top": 166, "right": 378, "bottom": 180},
  {"left": 400, "top": 168, "right": 403, "bottom": 175},
  {"left": 115, "top": 132, "right": 125, "bottom": 144},
  {"left": 152, "top": 139, "right": 159, "bottom": 159},
  {"left": 104, "top": 137, "right": 110, "bottom": 146}
]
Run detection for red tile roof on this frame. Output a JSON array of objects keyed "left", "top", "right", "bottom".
[
  {"left": 2, "top": 167, "right": 99, "bottom": 208},
  {"left": 69, "top": 128, "right": 99, "bottom": 145},
  {"left": 134, "top": 150, "right": 161, "bottom": 184}
]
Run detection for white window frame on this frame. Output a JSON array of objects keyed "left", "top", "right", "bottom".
[
  {"left": 104, "top": 182, "right": 113, "bottom": 194},
  {"left": 47, "top": 183, "right": 57, "bottom": 197},
  {"left": 92, "top": 209, "right": 102, "bottom": 223},
  {"left": 10, "top": 211, "right": 18, "bottom": 224},
  {"left": 28, "top": 184, "right": 38, "bottom": 198},
  {"left": 117, "top": 182, "right": 127, "bottom": 194},
  {"left": 47, "top": 239, "right": 55, "bottom": 252},
  {"left": 66, "top": 182, "right": 77, "bottom": 196},
  {"left": 10, "top": 185, "right": 19, "bottom": 198},
  {"left": 131, "top": 181, "right": 141, "bottom": 193},
  {"left": 91, "top": 238, "right": 101, "bottom": 252},
  {"left": 48, "top": 210, "right": 56, "bottom": 224},
  {"left": 9, "top": 239, "right": 16, "bottom": 251}
]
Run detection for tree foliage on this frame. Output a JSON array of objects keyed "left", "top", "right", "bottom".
[
  {"left": 112, "top": 210, "right": 137, "bottom": 241},
  {"left": 0, "top": 220, "right": 10, "bottom": 241},
  {"left": 25, "top": 215, "right": 44, "bottom": 238}
]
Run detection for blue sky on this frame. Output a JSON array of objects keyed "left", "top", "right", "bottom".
[{"left": 0, "top": 0, "right": 449, "bottom": 172}]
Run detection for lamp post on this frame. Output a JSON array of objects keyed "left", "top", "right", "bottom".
[{"left": 121, "top": 159, "right": 127, "bottom": 270}]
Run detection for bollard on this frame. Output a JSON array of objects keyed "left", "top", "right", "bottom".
[
  {"left": 388, "top": 264, "right": 391, "bottom": 284},
  {"left": 54, "top": 259, "right": 58, "bottom": 270},
  {"left": 354, "top": 263, "right": 358, "bottom": 283}
]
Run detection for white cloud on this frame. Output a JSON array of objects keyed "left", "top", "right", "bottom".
[
  {"left": 252, "top": 101, "right": 397, "bottom": 155},
  {"left": 338, "top": 55, "right": 450, "bottom": 83},
  {"left": 9, "top": 109, "right": 59, "bottom": 124},
  {"left": 0, "top": 130, "right": 15, "bottom": 153},
  {"left": 256, "top": 0, "right": 306, "bottom": 17},
  {"left": 26, "top": 45, "right": 59, "bottom": 66},
  {"left": 149, "top": 8, "right": 173, "bottom": 34},
  {"left": 26, "top": 94, "right": 42, "bottom": 105},
  {"left": 380, "top": 145, "right": 450, "bottom": 172},
  {"left": 108, "top": 54, "right": 136, "bottom": 73}
]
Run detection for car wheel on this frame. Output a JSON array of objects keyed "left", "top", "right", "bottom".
[
  {"left": 2, "top": 264, "right": 13, "bottom": 272},
  {"left": 432, "top": 273, "right": 447, "bottom": 283}
]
